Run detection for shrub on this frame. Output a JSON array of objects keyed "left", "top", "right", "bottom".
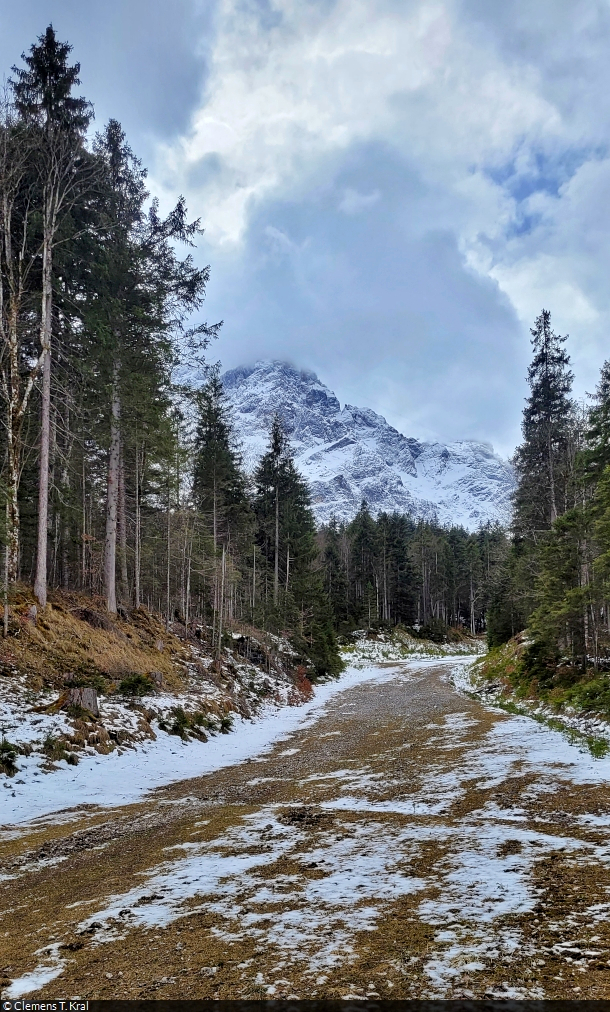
[
  {"left": 158, "top": 707, "right": 216, "bottom": 741},
  {"left": 294, "top": 665, "right": 314, "bottom": 701},
  {"left": 119, "top": 673, "right": 154, "bottom": 696},
  {"left": 565, "top": 675, "right": 610, "bottom": 716},
  {"left": 0, "top": 739, "right": 18, "bottom": 776},
  {"left": 168, "top": 706, "right": 189, "bottom": 738},
  {"left": 415, "top": 619, "right": 448, "bottom": 643},
  {"left": 42, "top": 734, "right": 78, "bottom": 764}
]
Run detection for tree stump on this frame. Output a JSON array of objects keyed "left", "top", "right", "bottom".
[{"left": 67, "top": 686, "right": 99, "bottom": 717}]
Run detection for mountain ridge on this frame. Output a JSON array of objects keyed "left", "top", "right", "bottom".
[{"left": 222, "top": 360, "right": 514, "bottom": 530}]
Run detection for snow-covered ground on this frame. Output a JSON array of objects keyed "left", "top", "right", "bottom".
[
  {"left": 12, "top": 669, "right": 610, "bottom": 1000},
  {"left": 5, "top": 654, "right": 610, "bottom": 1000},
  {"left": 453, "top": 655, "right": 610, "bottom": 755},
  {"left": 343, "top": 631, "right": 486, "bottom": 667},
  {"left": 1, "top": 657, "right": 466, "bottom": 825},
  {"left": 3, "top": 643, "right": 606, "bottom": 829}
]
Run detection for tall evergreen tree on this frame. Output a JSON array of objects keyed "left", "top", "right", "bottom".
[
  {"left": 192, "top": 368, "right": 249, "bottom": 549},
  {"left": 253, "top": 416, "right": 341, "bottom": 675},
  {"left": 322, "top": 517, "right": 349, "bottom": 630},
  {"left": 11, "top": 25, "right": 94, "bottom": 607},
  {"left": 349, "top": 501, "right": 379, "bottom": 626},
  {"left": 513, "top": 309, "right": 574, "bottom": 537},
  {"left": 583, "top": 360, "right": 610, "bottom": 484},
  {"left": 91, "top": 121, "right": 210, "bottom": 612},
  {"left": 254, "top": 416, "right": 290, "bottom": 607}
]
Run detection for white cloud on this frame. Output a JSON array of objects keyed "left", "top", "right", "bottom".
[
  {"left": 338, "top": 188, "right": 381, "bottom": 214},
  {"left": 148, "top": 0, "right": 610, "bottom": 447},
  {"left": 264, "top": 224, "right": 297, "bottom": 254},
  {"left": 489, "top": 257, "right": 599, "bottom": 333},
  {"left": 153, "top": 0, "right": 558, "bottom": 244}
]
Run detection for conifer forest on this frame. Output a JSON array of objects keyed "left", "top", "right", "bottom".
[
  {"left": 1, "top": 27, "right": 609, "bottom": 702},
  {"left": 7, "top": 18, "right": 610, "bottom": 1006}
]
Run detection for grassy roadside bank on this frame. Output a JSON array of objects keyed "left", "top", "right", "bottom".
[{"left": 465, "top": 636, "right": 610, "bottom": 757}]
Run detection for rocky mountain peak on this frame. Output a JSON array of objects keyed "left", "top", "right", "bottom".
[{"left": 222, "top": 360, "right": 514, "bottom": 530}]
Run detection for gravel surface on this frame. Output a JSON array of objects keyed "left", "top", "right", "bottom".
[{"left": 2, "top": 660, "right": 610, "bottom": 1000}]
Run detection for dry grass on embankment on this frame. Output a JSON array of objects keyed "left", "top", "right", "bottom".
[{"left": 0, "top": 586, "right": 190, "bottom": 692}]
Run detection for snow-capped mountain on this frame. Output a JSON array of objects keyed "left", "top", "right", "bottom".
[{"left": 222, "top": 361, "right": 514, "bottom": 530}]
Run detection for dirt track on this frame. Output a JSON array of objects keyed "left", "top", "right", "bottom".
[{"left": 3, "top": 660, "right": 610, "bottom": 1000}]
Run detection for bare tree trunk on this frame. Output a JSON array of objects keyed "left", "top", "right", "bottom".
[
  {"left": 273, "top": 482, "right": 279, "bottom": 605},
  {"left": 252, "top": 544, "right": 256, "bottom": 613},
  {"left": 180, "top": 517, "right": 186, "bottom": 621},
  {"left": 1, "top": 110, "right": 91, "bottom": 603},
  {"left": 118, "top": 443, "right": 129, "bottom": 602},
  {"left": 383, "top": 544, "right": 388, "bottom": 622},
  {"left": 213, "top": 477, "right": 217, "bottom": 551},
  {"left": 1, "top": 117, "right": 29, "bottom": 588},
  {"left": 217, "top": 544, "right": 226, "bottom": 660},
  {"left": 34, "top": 246, "right": 52, "bottom": 607},
  {"left": 4, "top": 296, "right": 21, "bottom": 586},
  {"left": 185, "top": 530, "right": 192, "bottom": 629},
  {"left": 165, "top": 477, "right": 171, "bottom": 632},
  {"left": 81, "top": 455, "right": 87, "bottom": 588},
  {"left": 5, "top": 415, "right": 20, "bottom": 584},
  {"left": 134, "top": 441, "right": 141, "bottom": 609},
  {"left": 3, "top": 527, "right": 9, "bottom": 637},
  {"left": 104, "top": 365, "right": 121, "bottom": 614},
  {"left": 547, "top": 424, "right": 557, "bottom": 524}
]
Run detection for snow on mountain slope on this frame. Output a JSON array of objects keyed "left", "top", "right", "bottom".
[{"left": 222, "top": 361, "right": 514, "bottom": 530}]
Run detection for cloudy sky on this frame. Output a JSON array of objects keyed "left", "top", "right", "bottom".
[{"left": 2, "top": 0, "right": 609, "bottom": 455}]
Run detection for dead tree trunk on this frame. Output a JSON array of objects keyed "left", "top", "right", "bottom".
[
  {"left": 217, "top": 543, "right": 226, "bottom": 660},
  {"left": 166, "top": 476, "right": 171, "bottom": 632},
  {"left": 104, "top": 364, "right": 121, "bottom": 614}
]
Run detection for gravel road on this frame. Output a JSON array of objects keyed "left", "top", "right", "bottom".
[{"left": 3, "top": 660, "right": 610, "bottom": 1000}]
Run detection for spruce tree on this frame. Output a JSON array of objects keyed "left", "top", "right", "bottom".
[
  {"left": 583, "top": 360, "right": 610, "bottom": 484},
  {"left": 384, "top": 514, "right": 417, "bottom": 626},
  {"left": 253, "top": 415, "right": 290, "bottom": 607},
  {"left": 192, "top": 368, "right": 249, "bottom": 547},
  {"left": 349, "top": 501, "right": 379, "bottom": 627},
  {"left": 253, "top": 416, "right": 341, "bottom": 676},
  {"left": 90, "top": 121, "right": 210, "bottom": 612},
  {"left": 513, "top": 309, "right": 574, "bottom": 537},
  {"left": 11, "top": 26, "right": 94, "bottom": 607},
  {"left": 322, "top": 518, "right": 349, "bottom": 630}
]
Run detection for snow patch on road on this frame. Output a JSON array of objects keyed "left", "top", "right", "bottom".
[
  {"left": 4, "top": 943, "right": 66, "bottom": 999},
  {"left": 77, "top": 806, "right": 425, "bottom": 971},
  {"left": 0, "top": 657, "right": 467, "bottom": 826}
]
